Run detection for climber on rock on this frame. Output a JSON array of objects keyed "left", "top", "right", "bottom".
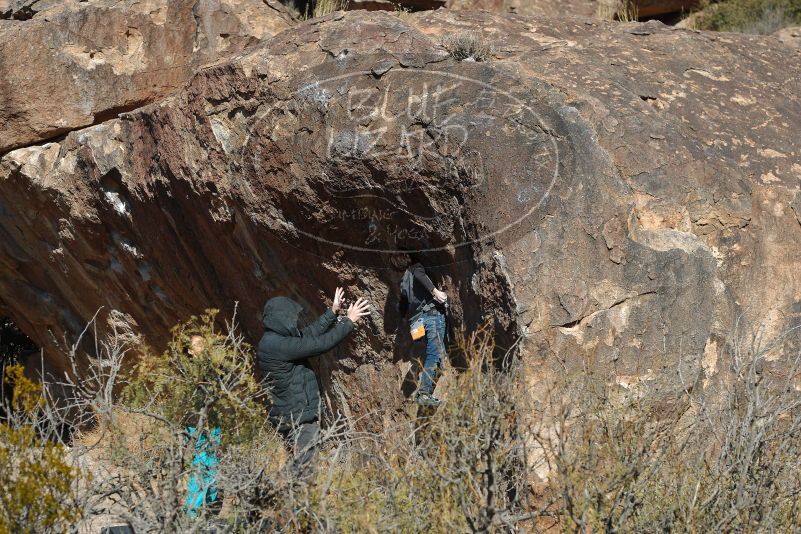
[
  {"left": 391, "top": 252, "right": 449, "bottom": 408},
  {"left": 258, "top": 289, "right": 370, "bottom": 474}
]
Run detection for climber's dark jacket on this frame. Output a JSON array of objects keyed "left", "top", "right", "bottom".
[
  {"left": 399, "top": 262, "right": 442, "bottom": 317},
  {"left": 258, "top": 297, "right": 353, "bottom": 430},
  {"left": 409, "top": 263, "right": 437, "bottom": 310}
]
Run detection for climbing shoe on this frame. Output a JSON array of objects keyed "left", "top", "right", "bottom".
[{"left": 415, "top": 392, "right": 442, "bottom": 407}]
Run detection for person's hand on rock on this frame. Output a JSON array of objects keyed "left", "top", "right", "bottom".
[
  {"left": 332, "top": 287, "right": 344, "bottom": 314},
  {"left": 347, "top": 298, "right": 371, "bottom": 324}
]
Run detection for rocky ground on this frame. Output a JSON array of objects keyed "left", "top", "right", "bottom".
[{"left": 0, "top": 2, "right": 800, "bottom": 432}]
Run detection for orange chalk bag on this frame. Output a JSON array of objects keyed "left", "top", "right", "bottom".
[{"left": 410, "top": 316, "right": 426, "bottom": 341}]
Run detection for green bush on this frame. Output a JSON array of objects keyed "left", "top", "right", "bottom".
[
  {"left": 123, "top": 309, "right": 267, "bottom": 445},
  {"left": 0, "top": 365, "right": 81, "bottom": 533},
  {"left": 692, "top": 0, "right": 801, "bottom": 34}
]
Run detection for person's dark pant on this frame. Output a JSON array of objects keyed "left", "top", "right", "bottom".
[
  {"left": 279, "top": 420, "right": 320, "bottom": 476},
  {"left": 419, "top": 310, "right": 446, "bottom": 395}
]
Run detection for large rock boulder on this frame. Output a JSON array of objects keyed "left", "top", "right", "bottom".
[
  {"left": 0, "top": 0, "right": 294, "bottom": 154},
  {"left": 1, "top": 10, "right": 799, "bottom": 426}
]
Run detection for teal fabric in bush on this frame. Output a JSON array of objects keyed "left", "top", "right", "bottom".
[{"left": 184, "top": 426, "right": 221, "bottom": 517}]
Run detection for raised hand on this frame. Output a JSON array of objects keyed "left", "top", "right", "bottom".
[
  {"left": 332, "top": 287, "right": 345, "bottom": 314},
  {"left": 346, "top": 298, "right": 371, "bottom": 324}
]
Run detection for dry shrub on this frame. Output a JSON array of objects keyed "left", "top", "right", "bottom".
[
  {"left": 532, "top": 323, "right": 801, "bottom": 532},
  {"left": 597, "top": 0, "right": 639, "bottom": 21},
  {"left": 442, "top": 32, "right": 494, "bottom": 62},
  {"left": 75, "top": 309, "right": 284, "bottom": 531},
  {"left": 311, "top": 0, "right": 349, "bottom": 19},
  {"left": 5, "top": 307, "right": 801, "bottom": 532}
]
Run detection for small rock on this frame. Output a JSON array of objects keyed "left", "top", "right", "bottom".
[{"left": 371, "top": 60, "right": 395, "bottom": 77}]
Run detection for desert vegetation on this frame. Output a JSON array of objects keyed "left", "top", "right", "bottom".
[
  {"left": 688, "top": 0, "right": 801, "bottom": 33},
  {"left": 597, "top": 0, "right": 640, "bottom": 21},
  {"left": 441, "top": 32, "right": 494, "bottom": 62},
  {"left": 597, "top": 0, "right": 801, "bottom": 32},
  {"left": 0, "top": 364, "right": 81, "bottom": 533},
  {"left": 2, "top": 310, "right": 801, "bottom": 532},
  {"left": 533, "top": 321, "right": 801, "bottom": 531},
  {"left": 312, "top": 0, "right": 350, "bottom": 18}
]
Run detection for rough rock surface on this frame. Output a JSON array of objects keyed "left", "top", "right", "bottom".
[
  {"left": 0, "top": 0, "right": 294, "bottom": 153},
  {"left": 445, "top": 0, "right": 698, "bottom": 18},
  {"left": 775, "top": 26, "right": 801, "bottom": 49},
  {"left": 1, "top": 10, "right": 800, "bottom": 428},
  {"left": 0, "top": 0, "right": 64, "bottom": 20},
  {"left": 446, "top": 0, "right": 598, "bottom": 18}
]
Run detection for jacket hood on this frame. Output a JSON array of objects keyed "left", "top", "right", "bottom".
[{"left": 262, "top": 296, "right": 304, "bottom": 337}]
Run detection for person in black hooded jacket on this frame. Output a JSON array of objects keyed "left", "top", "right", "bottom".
[{"left": 258, "top": 288, "right": 370, "bottom": 471}]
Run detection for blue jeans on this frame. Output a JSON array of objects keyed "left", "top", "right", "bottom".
[{"left": 419, "top": 311, "right": 446, "bottom": 395}]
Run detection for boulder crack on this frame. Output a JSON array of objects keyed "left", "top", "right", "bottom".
[{"left": 555, "top": 290, "right": 657, "bottom": 329}]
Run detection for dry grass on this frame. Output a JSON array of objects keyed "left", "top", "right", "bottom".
[
  {"left": 530, "top": 321, "right": 801, "bottom": 531},
  {"left": 75, "top": 409, "right": 154, "bottom": 451},
  {"left": 441, "top": 31, "right": 494, "bottom": 62},
  {"left": 311, "top": 0, "right": 349, "bottom": 19},
  {"left": 6, "top": 309, "right": 801, "bottom": 531},
  {"left": 597, "top": 0, "right": 640, "bottom": 21},
  {"left": 394, "top": 3, "right": 414, "bottom": 21}
]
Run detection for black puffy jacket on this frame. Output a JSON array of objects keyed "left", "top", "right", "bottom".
[{"left": 257, "top": 297, "right": 353, "bottom": 430}]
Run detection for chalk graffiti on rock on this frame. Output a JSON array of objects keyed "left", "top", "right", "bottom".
[
  {"left": 285, "top": 69, "right": 561, "bottom": 254},
  {"left": 325, "top": 80, "right": 469, "bottom": 167}
]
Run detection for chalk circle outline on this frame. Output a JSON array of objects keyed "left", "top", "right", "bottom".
[{"left": 289, "top": 68, "right": 560, "bottom": 255}]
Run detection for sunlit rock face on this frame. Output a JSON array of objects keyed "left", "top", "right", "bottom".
[
  {"left": 0, "top": 0, "right": 294, "bottom": 153},
  {"left": 444, "top": 0, "right": 700, "bottom": 18},
  {"left": 0, "top": 9, "right": 799, "bottom": 427}
]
